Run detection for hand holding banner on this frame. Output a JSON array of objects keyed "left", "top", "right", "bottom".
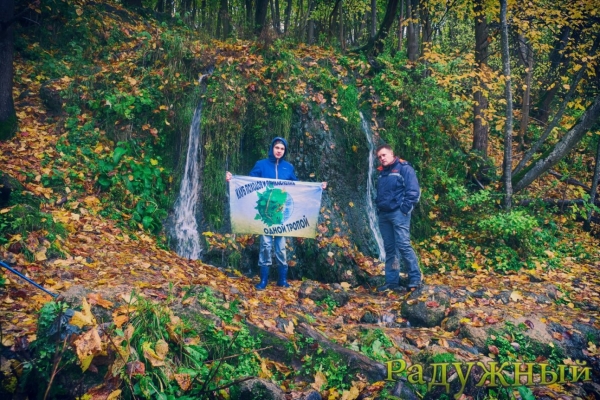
[{"left": 229, "top": 175, "right": 323, "bottom": 238}]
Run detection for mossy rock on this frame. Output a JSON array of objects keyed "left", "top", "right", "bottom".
[
  {"left": 0, "top": 113, "right": 17, "bottom": 141},
  {"left": 40, "top": 80, "right": 64, "bottom": 115},
  {"left": 0, "top": 171, "right": 38, "bottom": 208}
]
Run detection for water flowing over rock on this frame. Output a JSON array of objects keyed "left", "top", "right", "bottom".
[
  {"left": 360, "top": 112, "right": 385, "bottom": 261},
  {"left": 172, "top": 101, "right": 203, "bottom": 259}
]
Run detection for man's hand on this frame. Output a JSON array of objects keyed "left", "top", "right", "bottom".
[
  {"left": 321, "top": 182, "right": 327, "bottom": 189},
  {"left": 226, "top": 171, "right": 232, "bottom": 182}
]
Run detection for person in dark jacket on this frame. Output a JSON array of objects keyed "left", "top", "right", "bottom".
[
  {"left": 226, "top": 137, "right": 326, "bottom": 290},
  {"left": 375, "top": 144, "right": 422, "bottom": 292}
]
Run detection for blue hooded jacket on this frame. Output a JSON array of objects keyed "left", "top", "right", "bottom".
[
  {"left": 376, "top": 157, "right": 420, "bottom": 214},
  {"left": 249, "top": 137, "right": 298, "bottom": 181}
]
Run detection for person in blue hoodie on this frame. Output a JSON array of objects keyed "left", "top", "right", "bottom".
[
  {"left": 226, "top": 137, "right": 326, "bottom": 290},
  {"left": 375, "top": 144, "right": 422, "bottom": 292}
]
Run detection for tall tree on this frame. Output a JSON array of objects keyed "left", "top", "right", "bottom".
[
  {"left": 255, "top": 0, "right": 269, "bottom": 35},
  {"left": 365, "top": 0, "right": 400, "bottom": 55},
  {"left": 513, "top": 96, "right": 600, "bottom": 193},
  {"left": 517, "top": 33, "right": 533, "bottom": 150},
  {"left": 0, "top": 0, "right": 16, "bottom": 141},
  {"left": 585, "top": 137, "right": 600, "bottom": 231},
  {"left": 397, "top": 0, "right": 404, "bottom": 51},
  {"left": 284, "top": 0, "right": 292, "bottom": 33},
  {"left": 500, "top": 0, "right": 513, "bottom": 209},
  {"left": 471, "top": 0, "right": 489, "bottom": 163},
  {"left": 307, "top": 0, "right": 315, "bottom": 44},
  {"left": 406, "top": 0, "right": 418, "bottom": 61},
  {"left": 370, "top": 0, "right": 377, "bottom": 39}
]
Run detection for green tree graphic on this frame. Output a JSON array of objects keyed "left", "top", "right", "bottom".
[{"left": 255, "top": 184, "right": 288, "bottom": 226}]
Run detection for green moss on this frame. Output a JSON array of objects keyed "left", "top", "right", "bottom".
[{"left": 0, "top": 113, "right": 18, "bottom": 141}]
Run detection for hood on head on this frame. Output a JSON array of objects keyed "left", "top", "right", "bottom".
[{"left": 268, "top": 137, "right": 288, "bottom": 161}]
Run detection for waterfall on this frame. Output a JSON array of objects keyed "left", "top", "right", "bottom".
[
  {"left": 172, "top": 93, "right": 205, "bottom": 259},
  {"left": 360, "top": 112, "right": 386, "bottom": 261}
]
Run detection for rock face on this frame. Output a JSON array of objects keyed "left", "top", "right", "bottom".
[{"left": 401, "top": 285, "right": 453, "bottom": 327}]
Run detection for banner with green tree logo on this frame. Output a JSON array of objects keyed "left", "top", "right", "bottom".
[{"left": 229, "top": 176, "right": 323, "bottom": 238}]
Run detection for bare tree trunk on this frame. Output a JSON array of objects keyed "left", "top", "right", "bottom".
[
  {"left": 0, "top": 0, "right": 17, "bottom": 141},
  {"left": 397, "top": 0, "right": 404, "bottom": 51},
  {"left": 471, "top": 0, "right": 489, "bottom": 162},
  {"left": 270, "top": 0, "right": 281, "bottom": 34},
  {"left": 518, "top": 33, "right": 533, "bottom": 150},
  {"left": 371, "top": 0, "right": 377, "bottom": 39},
  {"left": 339, "top": 0, "right": 345, "bottom": 51},
  {"left": 217, "top": 0, "right": 230, "bottom": 38},
  {"left": 284, "top": 0, "right": 292, "bottom": 33},
  {"left": 406, "top": 0, "right": 418, "bottom": 61},
  {"left": 307, "top": 0, "right": 315, "bottom": 44},
  {"left": 246, "top": 0, "right": 253, "bottom": 28},
  {"left": 420, "top": 0, "right": 431, "bottom": 55},
  {"left": 533, "top": 27, "right": 572, "bottom": 124},
  {"left": 513, "top": 35, "right": 599, "bottom": 176},
  {"left": 585, "top": 137, "right": 600, "bottom": 230},
  {"left": 513, "top": 96, "right": 600, "bottom": 193},
  {"left": 255, "top": 0, "right": 269, "bottom": 35},
  {"left": 500, "top": 0, "right": 513, "bottom": 210}
]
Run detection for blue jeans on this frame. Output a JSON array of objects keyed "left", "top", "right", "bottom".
[
  {"left": 378, "top": 209, "right": 421, "bottom": 286},
  {"left": 258, "top": 235, "right": 287, "bottom": 267}
]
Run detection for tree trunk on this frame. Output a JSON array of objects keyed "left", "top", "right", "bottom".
[
  {"left": 307, "top": 0, "right": 315, "bottom": 44},
  {"left": 371, "top": 0, "right": 399, "bottom": 54},
  {"left": 518, "top": 34, "right": 533, "bottom": 150},
  {"left": 246, "top": 0, "right": 253, "bottom": 28},
  {"left": 328, "top": 0, "right": 342, "bottom": 42},
  {"left": 500, "top": 0, "right": 513, "bottom": 210},
  {"left": 339, "top": 0, "right": 345, "bottom": 51},
  {"left": 0, "top": 0, "right": 17, "bottom": 141},
  {"left": 370, "top": 0, "right": 377, "bottom": 39},
  {"left": 255, "top": 0, "right": 269, "bottom": 35},
  {"left": 533, "top": 27, "right": 572, "bottom": 123},
  {"left": 420, "top": 0, "right": 431, "bottom": 54},
  {"left": 585, "top": 137, "right": 600, "bottom": 231},
  {"left": 217, "top": 0, "right": 230, "bottom": 38},
  {"left": 513, "top": 96, "right": 600, "bottom": 193},
  {"left": 284, "top": 0, "right": 292, "bottom": 33},
  {"left": 397, "top": 0, "right": 404, "bottom": 51},
  {"left": 270, "top": 0, "right": 281, "bottom": 34},
  {"left": 406, "top": 0, "right": 418, "bottom": 61},
  {"left": 471, "top": 0, "right": 489, "bottom": 161},
  {"left": 513, "top": 35, "right": 599, "bottom": 176}
]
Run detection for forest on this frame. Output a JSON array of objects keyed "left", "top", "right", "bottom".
[{"left": 0, "top": 0, "right": 599, "bottom": 398}]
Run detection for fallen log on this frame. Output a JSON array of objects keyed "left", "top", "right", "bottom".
[{"left": 296, "top": 322, "right": 388, "bottom": 381}]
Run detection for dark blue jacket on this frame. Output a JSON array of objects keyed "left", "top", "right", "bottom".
[
  {"left": 376, "top": 157, "right": 420, "bottom": 214},
  {"left": 249, "top": 137, "right": 298, "bottom": 181}
]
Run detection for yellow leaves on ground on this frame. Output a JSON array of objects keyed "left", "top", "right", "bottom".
[
  {"left": 142, "top": 339, "right": 169, "bottom": 367},
  {"left": 509, "top": 290, "right": 524, "bottom": 302},
  {"left": 74, "top": 327, "right": 102, "bottom": 372},
  {"left": 311, "top": 370, "right": 327, "bottom": 391},
  {"left": 70, "top": 298, "right": 96, "bottom": 328}
]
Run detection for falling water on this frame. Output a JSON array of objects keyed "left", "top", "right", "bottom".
[
  {"left": 172, "top": 89, "right": 205, "bottom": 259},
  {"left": 360, "top": 112, "right": 386, "bottom": 261}
]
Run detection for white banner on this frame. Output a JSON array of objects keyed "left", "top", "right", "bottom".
[{"left": 229, "top": 175, "right": 323, "bottom": 238}]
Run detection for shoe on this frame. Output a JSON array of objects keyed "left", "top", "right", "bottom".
[
  {"left": 255, "top": 266, "right": 269, "bottom": 290},
  {"left": 407, "top": 282, "right": 423, "bottom": 291},
  {"left": 277, "top": 265, "right": 290, "bottom": 288},
  {"left": 377, "top": 283, "right": 402, "bottom": 292}
]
